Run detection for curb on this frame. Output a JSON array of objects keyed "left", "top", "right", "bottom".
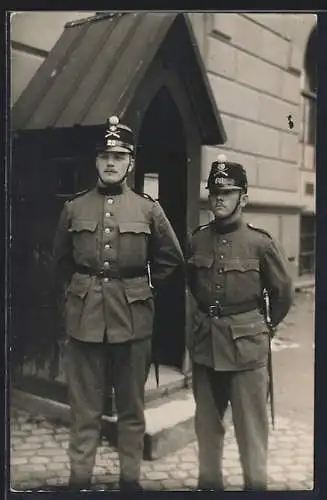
[{"left": 11, "top": 388, "right": 199, "bottom": 461}]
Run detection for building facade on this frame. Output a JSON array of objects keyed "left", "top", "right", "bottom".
[{"left": 10, "top": 11, "right": 317, "bottom": 279}]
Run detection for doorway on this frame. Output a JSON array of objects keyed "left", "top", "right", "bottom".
[{"left": 134, "top": 86, "right": 187, "bottom": 370}]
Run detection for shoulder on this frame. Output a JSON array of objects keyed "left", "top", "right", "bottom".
[
  {"left": 246, "top": 223, "right": 277, "bottom": 255},
  {"left": 191, "top": 223, "right": 211, "bottom": 239},
  {"left": 130, "top": 189, "right": 156, "bottom": 205},
  {"left": 246, "top": 223, "right": 273, "bottom": 240},
  {"left": 66, "top": 189, "right": 92, "bottom": 205},
  {"left": 193, "top": 223, "right": 211, "bottom": 235},
  {"left": 138, "top": 191, "right": 156, "bottom": 202}
]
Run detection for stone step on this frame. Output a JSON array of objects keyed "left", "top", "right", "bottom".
[
  {"left": 11, "top": 387, "right": 197, "bottom": 461},
  {"left": 294, "top": 278, "right": 315, "bottom": 292}
]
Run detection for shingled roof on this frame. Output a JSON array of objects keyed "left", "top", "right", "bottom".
[{"left": 12, "top": 12, "right": 226, "bottom": 145}]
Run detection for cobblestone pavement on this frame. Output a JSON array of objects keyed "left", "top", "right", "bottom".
[
  {"left": 10, "top": 290, "right": 315, "bottom": 492},
  {"left": 10, "top": 406, "right": 313, "bottom": 492}
]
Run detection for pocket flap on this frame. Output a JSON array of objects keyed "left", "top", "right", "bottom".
[
  {"left": 224, "top": 258, "right": 259, "bottom": 272},
  {"left": 119, "top": 222, "right": 151, "bottom": 234},
  {"left": 70, "top": 219, "right": 98, "bottom": 232},
  {"left": 67, "top": 275, "right": 91, "bottom": 298},
  {"left": 188, "top": 254, "right": 214, "bottom": 268},
  {"left": 230, "top": 321, "right": 266, "bottom": 339},
  {"left": 124, "top": 280, "right": 153, "bottom": 304}
]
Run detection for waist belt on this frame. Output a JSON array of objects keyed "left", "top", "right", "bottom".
[
  {"left": 74, "top": 264, "right": 147, "bottom": 279},
  {"left": 198, "top": 300, "right": 259, "bottom": 318}
]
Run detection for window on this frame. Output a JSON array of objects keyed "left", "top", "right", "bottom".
[
  {"left": 305, "top": 182, "right": 315, "bottom": 196},
  {"left": 299, "top": 215, "right": 315, "bottom": 276}
]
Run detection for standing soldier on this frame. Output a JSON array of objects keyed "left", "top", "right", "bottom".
[
  {"left": 187, "top": 154, "right": 293, "bottom": 491},
  {"left": 53, "top": 116, "right": 184, "bottom": 491}
]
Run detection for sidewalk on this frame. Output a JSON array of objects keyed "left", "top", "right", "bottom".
[
  {"left": 10, "top": 403, "right": 313, "bottom": 492},
  {"left": 294, "top": 275, "right": 315, "bottom": 292}
]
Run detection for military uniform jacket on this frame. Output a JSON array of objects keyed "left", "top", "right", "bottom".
[
  {"left": 187, "top": 219, "right": 294, "bottom": 371},
  {"left": 53, "top": 185, "right": 184, "bottom": 343}
]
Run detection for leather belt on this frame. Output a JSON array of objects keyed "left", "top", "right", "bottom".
[
  {"left": 74, "top": 264, "right": 147, "bottom": 279},
  {"left": 198, "top": 300, "right": 259, "bottom": 318}
]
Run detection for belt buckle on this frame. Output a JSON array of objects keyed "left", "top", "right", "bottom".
[
  {"left": 208, "top": 303, "right": 221, "bottom": 318},
  {"left": 208, "top": 305, "right": 217, "bottom": 318}
]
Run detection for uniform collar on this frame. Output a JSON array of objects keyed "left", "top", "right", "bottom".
[
  {"left": 97, "top": 182, "right": 128, "bottom": 196},
  {"left": 211, "top": 217, "right": 243, "bottom": 234}
]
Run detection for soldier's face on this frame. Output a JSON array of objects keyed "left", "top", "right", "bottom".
[
  {"left": 96, "top": 150, "right": 133, "bottom": 184},
  {"left": 209, "top": 189, "right": 247, "bottom": 219}
]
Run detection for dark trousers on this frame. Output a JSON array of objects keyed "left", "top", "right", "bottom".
[
  {"left": 64, "top": 337, "right": 151, "bottom": 486},
  {"left": 192, "top": 363, "right": 269, "bottom": 491}
]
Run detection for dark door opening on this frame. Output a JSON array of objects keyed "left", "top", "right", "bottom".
[
  {"left": 135, "top": 86, "right": 187, "bottom": 369},
  {"left": 11, "top": 131, "right": 96, "bottom": 373}
]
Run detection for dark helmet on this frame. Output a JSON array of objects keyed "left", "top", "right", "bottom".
[
  {"left": 206, "top": 154, "right": 248, "bottom": 194},
  {"left": 96, "top": 115, "right": 135, "bottom": 155}
]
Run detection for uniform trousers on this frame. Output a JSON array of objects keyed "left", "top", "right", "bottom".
[
  {"left": 64, "top": 336, "right": 151, "bottom": 487},
  {"left": 192, "top": 362, "right": 269, "bottom": 491}
]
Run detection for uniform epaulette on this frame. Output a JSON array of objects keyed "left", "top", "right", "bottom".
[
  {"left": 192, "top": 223, "right": 210, "bottom": 236},
  {"left": 67, "top": 189, "right": 90, "bottom": 202},
  {"left": 133, "top": 190, "right": 155, "bottom": 202},
  {"left": 247, "top": 223, "right": 272, "bottom": 239}
]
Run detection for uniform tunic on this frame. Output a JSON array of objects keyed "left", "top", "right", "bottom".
[
  {"left": 187, "top": 218, "right": 294, "bottom": 371},
  {"left": 54, "top": 184, "right": 184, "bottom": 343},
  {"left": 53, "top": 184, "right": 184, "bottom": 487},
  {"left": 187, "top": 217, "right": 294, "bottom": 490}
]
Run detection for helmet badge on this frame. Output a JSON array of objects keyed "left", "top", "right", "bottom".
[
  {"left": 216, "top": 154, "right": 228, "bottom": 176},
  {"left": 105, "top": 115, "right": 120, "bottom": 146}
]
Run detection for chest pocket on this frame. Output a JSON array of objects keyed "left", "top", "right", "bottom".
[
  {"left": 118, "top": 222, "right": 151, "bottom": 268},
  {"left": 224, "top": 258, "right": 261, "bottom": 305},
  {"left": 70, "top": 219, "right": 98, "bottom": 233},
  {"left": 69, "top": 219, "right": 98, "bottom": 261},
  {"left": 188, "top": 254, "right": 214, "bottom": 269}
]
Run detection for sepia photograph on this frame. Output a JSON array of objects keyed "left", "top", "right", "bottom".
[{"left": 8, "top": 10, "right": 316, "bottom": 492}]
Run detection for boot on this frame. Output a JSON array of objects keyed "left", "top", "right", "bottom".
[{"left": 119, "top": 479, "right": 144, "bottom": 491}]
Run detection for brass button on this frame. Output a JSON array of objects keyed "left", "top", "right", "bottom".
[
  {"left": 104, "top": 244, "right": 111, "bottom": 250},
  {"left": 104, "top": 278, "right": 109, "bottom": 283},
  {"left": 222, "top": 239, "right": 227, "bottom": 244},
  {"left": 105, "top": 212, "right": 111, "bottom": 217},
  {"left": 107, "top": 198, "right": 114, "bottom": 205},
  {"left": 220, "top": 255, "right": 224, "bottom": 260},
  {"left": 105, "top": 228, "right": 110, "bottom": 234},
  {"left": 104, "top": 261, "right": 110, "bottom": 267}
]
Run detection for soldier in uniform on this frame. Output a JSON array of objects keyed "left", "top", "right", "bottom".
[
  {"left": 187, "top": 154, "right": 294, "bottom": 491},
  {"left": 53, "top": 116, "right": 184, "bottom": 491}
]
